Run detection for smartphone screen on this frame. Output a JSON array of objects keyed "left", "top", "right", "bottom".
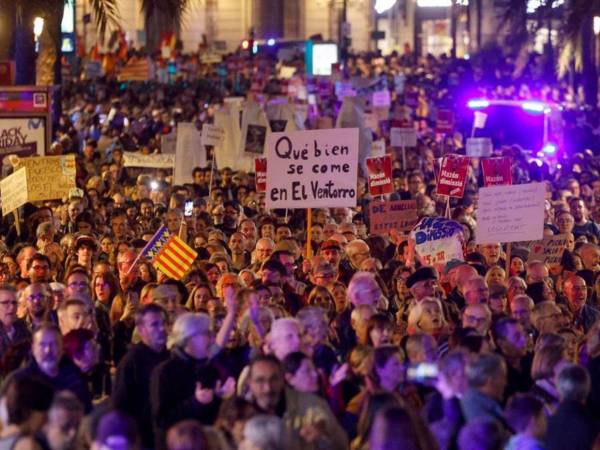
[{"left": 184, "top": 201, "right": 193, "bottom": 217}]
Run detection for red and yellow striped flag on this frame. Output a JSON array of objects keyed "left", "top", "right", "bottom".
[{"left": 138, "top": 226, "right": 197, "bottom": 280}]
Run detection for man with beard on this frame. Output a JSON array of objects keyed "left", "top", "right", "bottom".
[
  {"left": 22, "top": 282, "right": 57, "bottom": 331},
  {"left": 246, "top": 355, "right": 348, "bottom": 450}
]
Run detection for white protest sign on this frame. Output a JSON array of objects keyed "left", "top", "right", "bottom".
[
  {"left": 476, "top": 183, "right": 545, "bottom": 244},
  {"left": 371, "top": 139, "right": 386, "bottom": 157},
  {"left": 122, "top": 152, "right": 175, "bottom": 169},
  {"left": 466, "top": 137, "right": 493, "bottom": 157},
  {"left": 174, "top": 123, "right": 206, "bottom": 184},
  {"left": 391, "top": 127, "right": 417, "bottom": 147},
  {"left": 266, "top": 128, "right": 359, "bottom": 209},
  {"left": 372, "top": 90, "right": 391, "bottom": 107},
  {"left": 474, "top": 111, "right": 488, "bottom": 129},
  {"left": 201, "top": 124, "right": 225, "bottom": 147}
]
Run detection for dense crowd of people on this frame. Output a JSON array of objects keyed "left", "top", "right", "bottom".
[{"left": 0, "top": 46, "right": 600, "bottom": 450}]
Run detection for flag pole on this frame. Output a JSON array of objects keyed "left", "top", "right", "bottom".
[{"left": 306, "top": 208, "right": 312, "bottom": 259}]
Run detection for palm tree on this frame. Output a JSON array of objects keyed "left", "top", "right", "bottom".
[
  {"left": 558, "top": 0, "right": 600, "bottom": 107},
  {"left": 1, "top": 0, "right": 120, "bottom": 86},
  {"left": 141, "top": 0, "right": 192, "bottom": 51}
]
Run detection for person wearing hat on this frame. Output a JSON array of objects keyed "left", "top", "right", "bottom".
[
  {"left": 320, "top": 238, "right": 357, "bottom": 285},
  {"left": 407, "top": 266, "right": 461, "bottom": 324},
  {"left": 406, "top": 267, "right": 439, "bottom": 303},
  {"left": 310, "top": 260, "right": 337, "bottom": 289},
  {"left": 74, "top": 235, "right": 98, "bottom": 274}
]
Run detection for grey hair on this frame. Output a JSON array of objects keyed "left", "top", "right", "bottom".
[
  {"left": 167, "top": 312, "right": 212, "bottom": 350},
  {"left": 466, "top": 353, "right": 505, "bottom": 388},
  {"left": 242, "top": 415, "right": 289, "bottom": 450},
  {"left": 556, "top": 364, "right": 590, "bottom": 402}
]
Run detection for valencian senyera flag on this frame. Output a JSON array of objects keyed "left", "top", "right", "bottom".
[{"left": 137, "top": 225, "right": 197, "bottom": 280}]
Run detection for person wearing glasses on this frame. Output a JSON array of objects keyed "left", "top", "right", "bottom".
[
  {"left": 27, "top": 253, "right": 53, "bottom": 283},
  {"left": 0, "top": 284, "right": 30, "bottom": 358},
  {"left": 21, "top": 282, "right": 57, "bottom": 332}
]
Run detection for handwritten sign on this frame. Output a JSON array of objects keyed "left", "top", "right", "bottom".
[
  {"left": 528, "top": 234, "right": 568, "bottom": 267},
  {"left": 366, "top": 155, "right": 393, "bottom": 196},
  {"left": 466, "top": 138, "right": 493, "bottom": 157},
  {"left": 201, "top": 124, "right": 225, "bottom": 147},
  {"left": 476, "top": 183, "right": 545, "bottom": 244},
  {"left": 255, "top": 157, "right": 267, "bottom": 193},
  {"left": 18, "top": 154, "right": 76, "bottom": 202},
  {"left": 370, "top": 200, "right": 418, "bottom": 235},
  {"left": 265, "top": 128, "right": 359, "bottom": 208},
  {"left": 391, "top": 127, "right": 417, "bottom": 147},
  {"left": 0, "top": 167, "right": 27, "bottom": 215},
  {"left": 437, "top": 154, "right": 469, "bottom": 198},
  {"left": 122, "top": 152, "right": 175, "bottom": 169},
  {"left": 410, "top": 217, "right": 465, "bottom": 267},
  {"left": 481, "top": 157, "right": 512, "bottom": 186}
]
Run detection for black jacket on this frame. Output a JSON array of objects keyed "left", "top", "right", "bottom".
[
  {"left": 546, "top": 400, "right": 599, "bottom": 450},
  {"left": 17, "top": 356, "right": 92, "bottom": 412},
  {"left": 112, "top": 342, "right": 169, "bottom": 449},
  {"left": 150, "top": 348, "right": 223, "bottom": 450}
]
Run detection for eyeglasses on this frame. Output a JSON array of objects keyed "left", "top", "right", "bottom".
[
  {"left": 26, "top": 293, "right": 48, "bottom": 302},
  {"left": 0, "top": 300, "right": 17, "bottom": 307}
]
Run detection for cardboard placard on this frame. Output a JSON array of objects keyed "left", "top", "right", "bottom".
[
  {"left": 17, "top": 154, "right": 76, "bottom": 202},
  {"left": 466, "top": 137, "right": 493, "bottom": 157},
  {"left": 481, "top": 157, "right": 512, "bottom": 186},
  {"left": 122, "top": 152, "right": 175, "bottom": 169},
  {"left": 528, "top": 234, "right": 568, "bottom": 267},
  {"left": 437, "top": 154, "right": 469, "bottom": 198},
  {"left": 476, "top": 183, "right": 545, "bottom": 244},
  {"left": 255, "top": 158, "right": 267, "bottom": 193},
  {"left": 391, "top": 127, "right": 417, "bottom": 147},
  {"left": 366, "top": 155, "right": 393, "bottom": 196},
  {"left": 0, "top": 167, "right": 28, "bottom": 215},
  {"left": 265, "top": 128, "right": 359, "bottom": 209},
  {"left": 370, "top": 200, "right": 418, "bottom": 234},
  {"left": 201, "top": 124, "right": 225, "bottom": 147},
  {"left": 410, "top": 217, "right": 465, "bottom": 267}
]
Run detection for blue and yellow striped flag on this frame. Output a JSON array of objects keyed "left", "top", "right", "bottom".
[{"left": 139, "top": 225, "right": 197, "bottom": 280}]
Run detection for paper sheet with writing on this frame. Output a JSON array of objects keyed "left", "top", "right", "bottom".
[
  {"left": 476, "top": 183, "right": 545, "bottom": 244},
  {"left": 0, "top": 167, "right": 28, "bottom": 216},
  {"left": 265, "top": 128, "right": 359, "bottom": 208}
]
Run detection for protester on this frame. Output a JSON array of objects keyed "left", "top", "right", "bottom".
[{"left": 0, "top": 39, "right": 599, "bottom": 450}]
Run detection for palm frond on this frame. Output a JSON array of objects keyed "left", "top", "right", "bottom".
[
  {"left": 88, "top": 0, "right": 121, "bottom": 41},
  {"left": 555, "top": 0, "right": 599, "bottom": 77}
]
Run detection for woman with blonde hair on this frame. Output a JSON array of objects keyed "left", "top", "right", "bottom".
[
  {"left": 529, "top": 343, "right": 569, "bottom": 414},
  {"left": 406, "top": 297, "right": 449, "bottom": 339},
  {"left": 185, "top": 283, "right": 214, "bottom": 312}
]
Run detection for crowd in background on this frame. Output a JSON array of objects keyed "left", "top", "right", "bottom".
[{"left": 0, "top": 47, "right": 599, "bottom": 450}]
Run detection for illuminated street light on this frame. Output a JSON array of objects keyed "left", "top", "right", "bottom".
[
  {"left": 417, "top": 0, "right": 452, "bottom": 7},
  {"left": 594, "top": 17, "right": 600, "bottom": 35},
  {"left": 33, "top": 17, "right": 44, "bottom": 38}
]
